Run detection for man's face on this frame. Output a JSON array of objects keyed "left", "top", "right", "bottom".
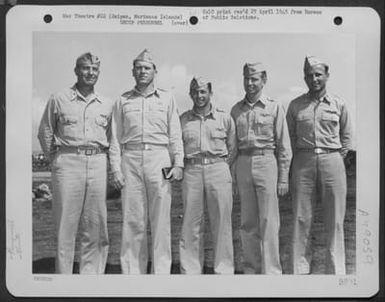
[
  {"left": 304, "top": 64, "right": 329, "bottom": 93},
  {"left": 243, "top": 73, "right": 265, "bottom": 95},
  {"left": 75, "top": 61, "right": 100, "bottom": 87},
  {"left": 132, "top": 61, "right": 156, "bottom": 86},
  {"left": 190, "top": 85, "right": 212, "bottom": 109}
]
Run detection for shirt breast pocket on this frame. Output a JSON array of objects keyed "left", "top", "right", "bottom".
[
  {"left": 148, "top": 101, "right": 168, "bottom": 132},
  {"left": 95, "top": 114, "right": 108, "bottom": 128},
  {"left": 150, "top": 102, "right": 168, "bottom": 115},
  {"left": 211, "top": 128, "right": 227, "bottom": 151},
  {"left": 183, "top": 129, "right": 195, "bottom": 142},
  {"left": 321, "top": 112, "right": 340, "bottom": 137},
  {"left": 123, "top": 103, "right": 141, "bottom": 115},
  {"left": 60, "top": 114, "right": 78, "bottom": 125},
  {"left": 59, "top": 114, "right": 78, "bottom": 137},
  {"left": 211, "top": 129, "right": 226, "bottom": 139},
  {"left": 254, "top": 114, "right": 274, "bottom": 138},
  {"left": 235, "top": 115, "right": 248, "bottom": 140},
  {"left": 182, "top": 129, "right": 199, "bottom": 152},
  {"left": 295, "top": 112, "right": 313, "bottom": 138}
]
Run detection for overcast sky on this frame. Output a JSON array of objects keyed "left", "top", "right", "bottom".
[{"left": 32, "top": 32, "right": 355, "bottom": 152}]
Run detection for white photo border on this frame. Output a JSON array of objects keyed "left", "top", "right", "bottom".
[{"left": 5, "top": 5, "right": 381, "bottom": 297}]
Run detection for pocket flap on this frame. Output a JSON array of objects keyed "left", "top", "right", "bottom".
[
  {"left": 95, "top": 115, "right": 108, "bottom": 127},
  {"left": 60, "top": 114, "right": 78, "bottom": 124},
  {"left": 150, "top": 101, "right": 167, "bottom": 112},
  {"left": 211, "top": 129, "right": 226, "bottom": 139},
  {"left": 256, "top": 114, "right": 274, "bottom": 124},
  {"left": 322, "top": 112, "right": 339, "bottom": 122},
  {"left": 296, "top": 113, "right": 312, "bottom": 121},
  {"left": 183, "top": 129, "right": 198, "bottom": 141},
  {"left": 123, "top": 103, "right": 141, "bottom": 112}
]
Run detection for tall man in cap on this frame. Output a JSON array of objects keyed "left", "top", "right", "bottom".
[
  {"left": 109, "top": 49, "right": 184, "bottom": 274},
  {"left": 38, "top": 52, "right": 112, "bottom": 274},
  {"left": 231, "top": 62, "right": 292, "bottom": 274},
  {"left": 179, "top": 77, "right": 236, "bottom": 274},
  {"left": 287, "top": 56, "right": 353, "bottom": 274}
]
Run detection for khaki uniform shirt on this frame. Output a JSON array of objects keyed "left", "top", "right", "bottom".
[
  {"left": 231, "top": 94, "right": 292, "bottom": 184},
  {"left": 109, "top": 87, "right": 184, "bottom": 173},
  {"left": 286, "top": 92, "right": 353, "bottom": 154},
  {"left": 180, "top": 106, "right": 237, "bottom": 166},
  {"left": 38, "top": 85, "right": 113, "bottom": 161}
]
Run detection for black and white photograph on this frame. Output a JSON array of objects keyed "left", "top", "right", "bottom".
[{"left": 5, "top": 5, "right": 380, "bottom": 298}]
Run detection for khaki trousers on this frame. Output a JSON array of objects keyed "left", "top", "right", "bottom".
[
  {"left": 120, "top": 149, "right": 172, "bottom": 274},
  {"left": 291, "top": 151, "right": 347, "bottom": 274},
  {"left": 51, "top": 152, "right": 109, "bottom": 274},
  {"left": 179, "top": 161, "right": 234, "bottom": 274},
  {"left": 236, "top": 153, "right": 282, "bottom": 274}
]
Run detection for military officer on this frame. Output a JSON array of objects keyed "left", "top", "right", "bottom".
[
  {"left": 109, "top": 49, "right": 184, "bottom": 274},
  {"left": 231, "top": 62, "right": 292, "bottom": 274},
  {"left": 179, "top": 77, "right": 236, "bottom": 274},
  {"left": 287, "top": 56, "right": 353, "bottom": 274},
  {"left": 38, "top": 52, "right": 112, "bottom": 274}
]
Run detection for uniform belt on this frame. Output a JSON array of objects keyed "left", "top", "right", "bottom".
[
  {"left": 184, "top": 156, "right": 226, "bottom": 165},
  {"left": 239, "top": 148, "right": 275, "bottom": 156},
  {"left": 58, "top": 145, "right": 107, "bottom": 156},
  {"left": 122, "top": 143, "right": 168, "bottom": 151},
  {"left": 297, "top": 147, "right": 341, "bottom": 154}
]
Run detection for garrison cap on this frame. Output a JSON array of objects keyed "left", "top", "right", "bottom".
[
  {"left": 243, "top": 62, "right": 266, "bottom": 77},
  {"left": 134, "top": 49, "right": 155, "bottom": 67},
  {"left": 304, "top": 56, "right": 329, "bottom": 72},
  {"left": 190, "top": 76, "right": 212, "bottom": 92},
  {"left": 75, "top": 52, "right": 100, "bottom": 67}
]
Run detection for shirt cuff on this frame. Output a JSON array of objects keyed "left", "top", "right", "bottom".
[
  {"left": 278, "top": 171, "right": 289, "bottom": 184},
  {"left": 109, "top": 162, "right": 121, "bottom": 174},
  {"left": 173, "top": 156, "right": 184, "bottom": 168}
]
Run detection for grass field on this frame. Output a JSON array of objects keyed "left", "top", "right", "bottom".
[{"left": 33, "top": 168, "right": 356, "bottom": 274}]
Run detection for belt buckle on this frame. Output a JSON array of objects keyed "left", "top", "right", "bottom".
[
  {"left": 314, "top": 148, "right": 323, "bottom": 154},
  {"left": 143, "top": 144, "right": 150, "bottom": 151},
  {"left": 85, "top": 148, "right": 94, "bottom": 156},
  {"left": 202, "top": 157, "right": 209, "bottom": 165}
]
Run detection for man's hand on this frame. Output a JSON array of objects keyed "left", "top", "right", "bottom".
[
  {"left": 277, "top": 182, "right": 289, "bottom": 196},
  {"left": 340, "top": 149, "right": 348, "bottom": 158},
  {"left": 111, "top": 170, "right": 125, "bottom": 190},
  {"left": 167, "top": 166, "right": 183, "bottom": 182}
]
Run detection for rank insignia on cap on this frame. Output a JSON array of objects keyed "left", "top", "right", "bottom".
[
  {"left": 134, "top": 49, "right": 155, "bottom": 66},
  {"left": 190, "top": 76, "right": 211, "bottom": 91},
  {"left": 304, "top": 56, "right": 328, "bottom": 71},
  {"left": 75, "top": 52, "right": 100, "bottom": 67},
  {"left": 243, "top": 62, "right": 266, "bottom": 76}
]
